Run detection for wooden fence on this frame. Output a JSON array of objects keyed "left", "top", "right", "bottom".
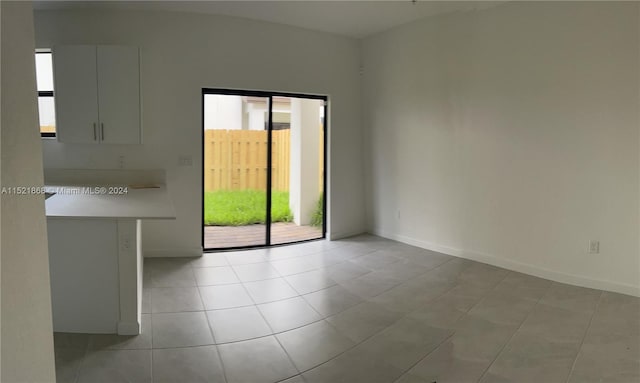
[{"left": 204, "top": 129, "right": 323, "bottom": 192}]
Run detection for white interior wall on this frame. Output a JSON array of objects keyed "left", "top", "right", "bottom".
[
  {"left": 34, "top": 9, "right": 366, "bottom": 256},
  {"left": 363, "top": 1, "right": 640, "bottom": 296},
  {"left": 1, "top": 1, "right": 56, "bottom": 381}
]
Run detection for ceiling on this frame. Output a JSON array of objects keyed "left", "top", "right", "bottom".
[{"left": 33, "top": 0, "right": 504, "bottom": 38}]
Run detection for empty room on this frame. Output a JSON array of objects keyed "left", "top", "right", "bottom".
[{"left": 1, "top": 1, "right": 639, "bottom": 383}]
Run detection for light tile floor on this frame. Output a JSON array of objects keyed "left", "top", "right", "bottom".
[{"left": 54, "top": 235, "right": 640, "bottom": 383}]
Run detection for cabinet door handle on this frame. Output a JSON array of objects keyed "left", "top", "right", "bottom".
[
  {"left": 93, "top": 123, "right": 97, "bottom": 141},
  {"left": 101, "top": 123, "right": 105, "bottom": 141}
]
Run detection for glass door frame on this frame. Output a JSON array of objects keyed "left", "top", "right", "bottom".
[{"left": 201, "top": 88, "right": 328, "bottom": 251}]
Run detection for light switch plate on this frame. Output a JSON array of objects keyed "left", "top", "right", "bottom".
[{"left": 178, "top": 155, "right": 193, "bottom": 166}]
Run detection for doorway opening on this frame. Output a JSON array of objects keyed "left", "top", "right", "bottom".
[{"left": 202, "top": 89, "right": 327, "bottom": 250}]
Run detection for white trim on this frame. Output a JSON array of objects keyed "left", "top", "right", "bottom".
[
  {"left": 144, "top": 247, "right": 203, "bottom": 258},
  {"left": 374, "top": 230, "right": 465, "bottom": 258},
  {"left": 117, "top": 219, "right": 140, "bottom": 335},
  {"left": 371, "top": 228, "right": 640, "bottom": 297},
  {"left": 328, "top": 229, "right": 367, "bottom": 241}
]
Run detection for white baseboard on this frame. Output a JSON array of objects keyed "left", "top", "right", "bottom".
[
  {"left": 374, "top": 230, "right": 465, "bottom": 258},
  {"left": 328, "top": 229, "right": 367, "bottom": 241},
  {"left": 117, "top": 320, "right": 140, "bottom": 336},
  {"left": 370, "top": 228, "right": 640, "bottom": 297},
  {"left": 144, "top": 247, "right": 203, "bottom": 258}
]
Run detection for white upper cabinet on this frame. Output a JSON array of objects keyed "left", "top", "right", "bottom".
[
  {"left": 53, "top": 45, "right": 141, "bottom": 144},
  {"left": 52, "top": 45, "right": 100, "bottom": 143},
  {"left": 96, "top": 46, "right": 141, "bottom": 144}
]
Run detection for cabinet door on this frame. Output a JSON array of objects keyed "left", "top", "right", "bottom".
[
  {"left": 53, "top": 45, "right": 100, "bottom": 143},
  {"left": 97, "top": 46, "right": 141, "bottom": 144},
  {"left": 48, "top": 219, "right": 120, "bottom": 333}
]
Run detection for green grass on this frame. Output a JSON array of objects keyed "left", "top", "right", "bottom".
[
  {"left": 204, "top": 190, "right": 293, "bottom": 226},
  {"left": 310, "top": 192, "right": 324, "bottom": 227}
]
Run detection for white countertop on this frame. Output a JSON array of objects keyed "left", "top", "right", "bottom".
[{"left": 45, "top": 185, "right": 176, "bottom": 220}]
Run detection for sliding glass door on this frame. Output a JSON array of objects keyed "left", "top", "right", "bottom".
[
  {"left": 202, "top": 89, "right": 326, "bottom": 250},
  {"left": 270, "top": 96, "right": 325, "bottom": 245},
  {"left": 202, "top": 93, "right": 269, "bottom": 249}
]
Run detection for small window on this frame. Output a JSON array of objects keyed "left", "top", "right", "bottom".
[{"left": 35, "top": 51, "right": 56, "bottom": 137}]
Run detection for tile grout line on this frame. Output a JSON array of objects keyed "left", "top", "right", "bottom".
[
  {"left": 296, "top": 280, "right": 465, "bottom": 379},
  {"left": 229, "top": 261, "right": 302, "bottom": 382},
  {"left": 252, "top": 247, "right": 403, "bottom": 379},
  {"left": 176, "top": 240, "right": 355, "bottom": 269},
  {"left": 291, "top": 260, "right": 482, "bottom": 379},
  {"left": 391, "top": 332, "right": 457, "bottom": 383},
  {"left": 151, "top": 250, "right": 449, "bottom": 316},
  {"left": 457, "top": 269, "right": 514, "bottom": 317},
  {"left": 146, "top": 260, "right": 362, "bottom": 348},
  {"left": 149, "top": 251, "right": 462, "bottom": 337},
  {"left": 142, "top": 264, "right": 473, "bottom": 352},
  {"left": 149, "top": 312, "right": 154, "bottom": 383},
  {"left": 273, "top": 262, "right": 328, "bottom": 322},
  {"left": 256, "top": 292, "right": 307, "bottom": 381},
  {"left": 309, "top": 252, "right": 453, "bottom": 311},
  {"left": 364, "top": 256, "right": 461, "bottom": 304},
  {"left": 191, "top": 243, "right": 384, "bottom": 286},
  {"left": 203, "top": 243, "right": 378, "bottom": 280},
  {"left": 391, "top": 268, "right": 514, "bottom": 383},
  {"left": 476, "top": 278, "right": 556, "bottom": 382},
  {"left": 194, "top": 268, "right": 230, "bottom": 383},
  {"left": 145, "top": 265, "right": 155, "bottom": 383},
  {"left": 299, "top": 253, "right": 460, "bottom": 321},
  {"left": 147, "top": 243, "right": 497, "bottom": 381},
  {"left": 64, "top": 241, "right": 491, "bottom": 382},
  {"left": 71, "top": 336, "right": 92, "bottom": 383},
  {"left": 135, "top": 240, "right": 628, "bottom": 383},
  {"left": 151, "top": 256, "right": 449, "bottom": 354},
  {"left": 563, "top": 291, "right": 604, "bottom": 383},
  {"left": 336, "top": 256, "right": 455, "bottom": 303},
  {"left": 146, "top": 262, "right": 228, "bottom": 379}
]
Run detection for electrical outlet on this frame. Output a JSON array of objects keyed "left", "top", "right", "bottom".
[
  {"left": 178, "top": 155, "right": 193, "bottom": 166},
  {"left": 588, "top": 240, "right": 600, "bottom": 254},
  {"left": 118, "top": 155, "right": 125, "bottom": 169}
]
